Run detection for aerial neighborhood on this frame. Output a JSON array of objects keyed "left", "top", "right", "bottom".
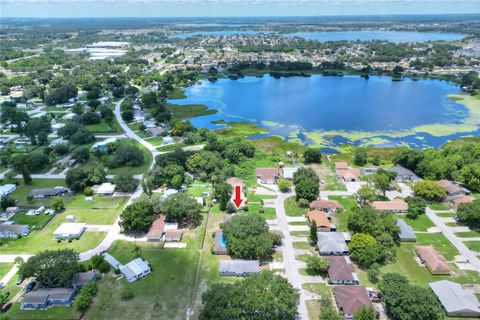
[{"left": 0, "top": 10, "right": 480, "bottom": 320}]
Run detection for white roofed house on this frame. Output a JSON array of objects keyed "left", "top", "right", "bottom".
[
  {"left": 53, "top": 223, "right": 86, "bottom": 240},
  {"left": 429, "top": 280, "right": 480, "bottom": 317},
  {"left": 120, "top": 258, "right": 151, "bottom": 283},
  {"left": 219, "top": 260, "right": 260, "bottom": 277},
  {"left": 0, "top": 184, "right": 16, "bottom": 197},
  {"left": 93, "top": 183, "right": 117, "bottom": 196}
]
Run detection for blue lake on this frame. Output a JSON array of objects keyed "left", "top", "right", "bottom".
[
  {"left": 285, "top": 31, "right": 465, "bottom": 43},
  {"left": 170, "top": 30, "right": 464, "bottom": 42},
  {"left": 168, "top": 75, "right": 477, "bottom": 149}
]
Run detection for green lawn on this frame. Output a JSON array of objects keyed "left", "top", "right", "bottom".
[
  {"left": 429, "top": 203, "right": 451, "bottom": 211},
  {"left": 292, "top": 242, "right": 310, "bottom": 250},
  {"left": 186, "top": 186, "right": 212, "bottom": 197},
  {"left": 246, "top": 203, "right": 276, "bottom": 219},
  {"left": 0, "top": 214, "right": 106, "bottom": 254},
  {"left": 84, "top": 121, "right": 122, "bottom": 134},
  {"left": 464, "top": 241, "right": 480, "bottom": 252},
  {"left": 144, "top": 136, "right": 166, "bottom": 146},
  {"left": 0, "top": 262, "right": 14, "bottom": 279},
  {"left": 11, "top": 179, "right": 66, "bottom": 206},
  {"left": 284, "top": 196, "right": 307, "bottom": 217},
  {"left": 62, "top": 196, "right": 128, "bottom": 225},
  {"left": 330, "top": 195, "right": 357, "bottom": 232},
  {"left": 11, "top": 212, "right": 53, "bottom": 230},
  {"left": 455, "top": 231, "right": 480, "bottom": 238},
  {"left": 290, "top": 231, "right": 310, "bottom": 237},
  {"left": 156, "top": 143, "right": 186, "bottom": 152},
  {"left": 106, "top": 140, "right": 153, "bottom": 175},
  {"left": 436, "top": 212, "right": 455, "bottom": 218},
  {"left": 395, "top": 214, "right": 435, "bottom": 232},
  {"left": 416, "top": 233, "right": 459, "bottom": 261},
  {"left": 5, "top": 305, "right": 80, "bottom": 320}
]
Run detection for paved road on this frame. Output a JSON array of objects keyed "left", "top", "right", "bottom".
[
  {"left": 0, "top": 254, "right": 32, "bottom": 263},
  {"left": 425, "top": 207, "right": 480, "bottom": 272},
  {"left": 274, "top": 191, "right": 309, "bottom": 320},
  {"left": 0, "top": 265, "right": 18, "bottom": 285}
]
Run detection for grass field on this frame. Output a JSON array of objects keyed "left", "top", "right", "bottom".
[
  {"left": 429, "top": 203, "right": 451, "bottom": 211},
  {"left": 330, "top": 195, "right": 357, "bottom": 232},
  {"left": 156, "top": 143, "right": 186, "bottom": 152},
  {"left": 5, "top": 305, "right": 80, "bottom": 320},
  {"left": 395, "top": 214, "right": 435, "bottom": 231},
  {"left": 0, "top": 213, "right": 106, "bottom": 254},
  {"left": 84, "top": 120, "right": 122, "bottom": 134},
  {"left": 11, "top": 212, "right": 53, "bottom": 230},
  {"left": 106, "top": 140, "right": 153, "bottom": 175},
  {"left": 455, "top": 231, "right": 480, "bottom": 238},
  {"left": 436, "top": 212, "right": 455, "bottom": 218},
  {"left": 62, "top": 196, "right": 128, "bottom": 225},
  {"left": 0, "top": 262, "right": 14, "bottom": 279},
  {"left": 464, "top": 241, "right": 480, "bottom": 252},
  {"left": 166, "top": 103, "right": 217, "bottom": 120},
  {"left": 284, "top": 196, "right": 307, "bottom": 217}
]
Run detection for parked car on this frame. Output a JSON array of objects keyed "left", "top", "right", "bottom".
[
  {"left": 25, "top": 281, "right": 36, "bottom": 292},
  {"left": 16, "top": 276, "right": 25, "bottom": 285},
  {"left": 1, "top": 301, "right": 12, "bottom": 313}
]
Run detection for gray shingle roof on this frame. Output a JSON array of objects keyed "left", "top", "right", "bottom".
[
  {"left": 429, "top": 280, "right": 480, "bottom": 315},
  {"left": 396, "top": 219, "right": 417, "bottom": 241},
  {"left": 317, "top": 232, "right": 349, "bottom": 254},
  {"left": 219, "top": 260, "right": 260, "bottom": 275}
]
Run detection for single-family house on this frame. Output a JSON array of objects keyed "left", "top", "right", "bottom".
[
  {"left": 282, "top": 166, "right": 300, "bottom": 180},
  {"left": 326, "top": 256, "right": 359, "bottom": 285},
  {"left": 226, "top": 177, "right": 247, "bottom": 208},
  {"left": 438, "top": 180, "right": 470, "bottom": 197},
  {"left": 72, "top": 271, "right": 97, "bottom": 289},
  {"left": 307, "top": 211, "right": 335, "bottom": 232},
  {"left": 147, "top": 127, "right": 163, "bottom": 137},
  {"left": 341, "top": 168, "right": 361, "bottom": 182},
  {"left": 91, "top": 137, "right": 119, "bottom": 151},
  {"left": 93, "top": 183, "right": 117, "bottom": 196},
  {"left": 361, "top": 167, "right": 378, "bottom": 176},
  {"left": 335, "top": 162, "right": 349, "bottom": 176},
  {"left": 396, "top": 219, "right": 417, "bottom": 242},
  {"left": 0, "top": 184, "right": 16, "bottom": 197},
  {"left": 448, "top": 195, "right": 474, "bottom": 211},
  {"left": 146, "top": 215, "right": 166, "bottom": 241},
  {"left": 22, "top": 288, "right": 77, "bottom": 310},
  {"left": 30, "top": 187, "right": 69, "bottom": 199},
  {"left": 219, "top": 260, "right": 260, "bottom": 276},
  {"left": 429, "top": 280, "right": 480, "bottom": 318},
  {"left": 317, "top": 232, "right": 350, "bottom": 255},
  {"left": 103, "top": 253, "right": 122, "bottom": 269},
  {"left": 53, "top": 223, "right": 86, "bottom": 240},
  {"left": 334, "top": 286, "right": 373, "bottom": 319},
  {"left": 162, "top": 136, "right": 174, "bottom": 145},
  {"left": 120, "top": 258, "right": 151, "bottom": 283},
  {"left": 256, "top": 168, "right": 280, "bottom": 184},
  {"left": 415, "top": 245, "right": 452, "bottom": 275},
  {"left": 371, "top": 199, "right": 408, "bottom": 213},
  {"left": 309, "top": 199, "right": 343, "bottom": 215},
  {"left": 213, "top": 228, "right": 228, "bottom": 255},
  {"left": 164, "top": 229, "right": 183, "bottom": 242},
  {"left": 0, "top": 224, "right": 29, "bottom": 238},
  {"left": 388, "top": 166, "right": 420, "bottom": 183}
]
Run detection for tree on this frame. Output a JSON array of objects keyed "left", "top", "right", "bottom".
[
  {"left": 295, "top": 178, "right": 319, "bottom": 201},
  {"left": 459, "top": 163, "right": 480, "bottom": 193},
  {"left": 51, "top": 197, "right": 65, "bottom": 212},
  {"left": 405, "top": 196, "right": 427, "bottom": 219},
  {"left": 354, "top": 306, "right": 377, "bottom": 320},
  {"left": 393, "top": 148, "right": 425, "bottom": 172},
  {"left": 70, "top": 128, "right": 95, "bottom": 145},
  {"left": 456, "top": 200, "right": 480, "bottom": 229},
  {"left": 413, "top": 180, "right": 446, "bottom": 202},
  {"left": 309, "top": 220, "right": 317, "bottom": 244},
  {"left": 200, "top": 271, "right": 299, "bottom": 320},
  {"left": 158, "top": 192, "right": 202, "bottom": 227},
  {"left": 107, "top": 144, "right": 145, "bottom": 168},
  {"left": 293, "top": 167, "right": 319, "bottom": 185},
  {"left": 66, "top": 165, "right": 106, "bottom": 192},
  {"left": 221, "top": 214, "right": 279, "bottom": 260},
  {"left": 18, "top": 249, "right": 79, "bottom": 288},
  {"left": 278, "top": 178, "right": 292, "bottom": 192},
  {"left": 303, "top": 148, "right": 322, "bottom": 164},
  {"left": 305, "top": 255, "right": 329, "bottom": 275},
  {"left": 0, "top": 195, "right": 15, "bottom": 210},
  {"left": 170, "top": 174, "right": 183, "bottom": 189},
  {"left": 353, "top": 148, "right": 368, "bottom": 166},
  {"left": 348, "top": 206, "right": 399, "bottom": 240},
  {"left": 379, "top": 273, "right": 444, "bottom": 320},
  {"left": 367, "top": 263, "right": 381, "bottom": 283},
  {"left": 349, "top": 233, "right": 385, "bottom": 268},
  {"left": 74, "top": 281, "right": 97, "bottom": 311},
  {"left": 356, "top": 185, "right": 377, "bottom": 206},
  {"left": 113, "top": 174, "right": 140, "bottom": 193},
  {"left": 72, "top": 147, "right": 90, "bottom": 163},
  {"left": 214, "top": 182, "right": 233, "bottom": 211},
  {"left": 119, "top": 201, "right": 155, "bottom": 233},
  {"left": 122, "top": 110, "right": 134, "bottom": 122}
]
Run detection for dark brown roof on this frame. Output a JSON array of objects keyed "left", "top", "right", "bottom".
[
  {"left": 256, "top": 168, "right": 280, "bottom": 180},
  {"left": 335, "top": 286, "right": 372, "bottom": 315},
  {"left": 326, "top": 256, "right": 356, "bottom": 282},
  {"left": 146, "top": 215, "right": 166, "bottom": 239},
  {"left": 414, "top": 245, "right": 452, "bottom": 275}
]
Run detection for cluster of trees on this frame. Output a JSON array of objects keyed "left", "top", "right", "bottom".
[
  {"left": 18, "top": 249, "right": 80, "bottom": 288},
  {"left": 112, "top": 174, "right": 140, "bottom": 193},
  {"left": 348, "top": 206, "right": 400, "bottom": 268},
  {"left": 379, "top": 273, "right": 445, "bottom": 320},
  {"left": 456, "top": 199, "right": 480, "bottom": 229},
  {"left": 104, "top": 143, "right": 145, "bottom": 168},
  {"left": 221, "top": 214, "right": 281, "bottom": 260},
  {"left": 200, "top": 271, "right": 299, "bottom": 320},
  {"left": 44, "top": 78, "right": 78, "bottom": 105},
  {"left": 10, "top": 153, "right": 51, "bottom": 183},
  {"left": 293, "top": 168, "right": 320, "bottom": 202},
  {"left": 413, "top": 180, "right": 446, "bottom": 202},
  {"left": 65, "top": 165, "right": 106, "bottom": 192},
  {"left": 74, "top": 281, "right": 97, "bottom": 311},
  {"left": 303, "top": 148, "right": 322, "bottom": 164},
  {"left": 394, "top": 144, "right": 480, "bottom": 192},
  {"left": 120, "top": 192, "right": 202, "bottom": 232},
  {"left": 59, "top": 122, "right": 95, "bottom": 145}
]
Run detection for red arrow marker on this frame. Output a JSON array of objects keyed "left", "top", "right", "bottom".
[{"left": 233, "top": 185, "right": 243, "bottom": 208}]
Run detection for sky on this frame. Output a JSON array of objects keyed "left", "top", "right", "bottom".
[{"left": 1, "top": 0, "right": 479, "bottom": 18}]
